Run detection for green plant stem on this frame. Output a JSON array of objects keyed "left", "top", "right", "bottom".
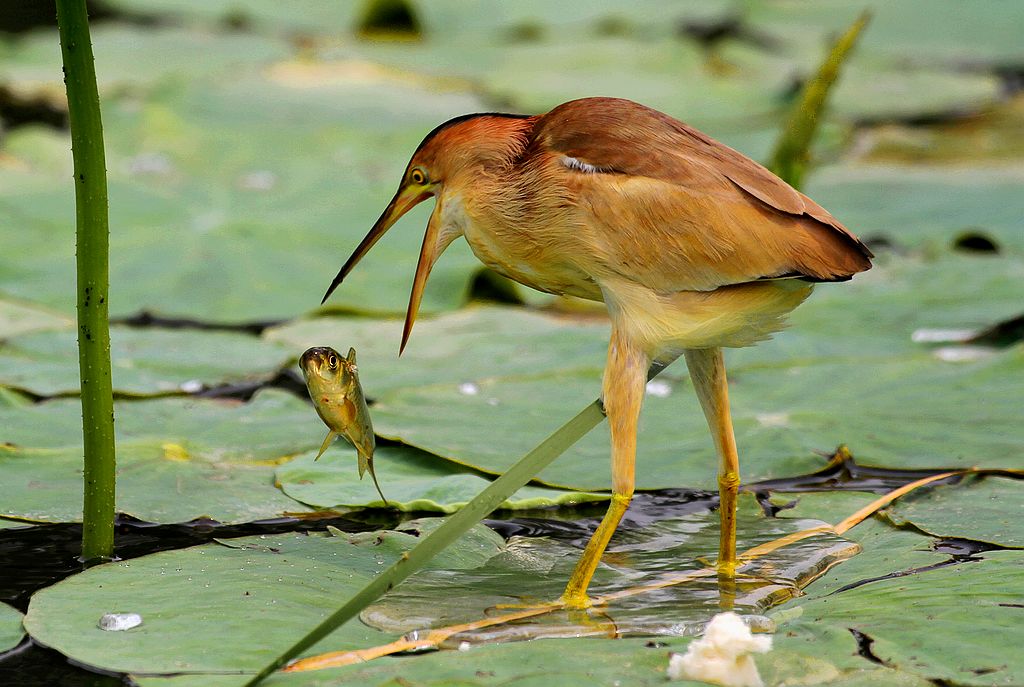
[
  {"left": 768, "top": 11, "right": 871, "bottom": 189},
  {"left": 56, "top": 0, "right": 116, "bottom": 562},
  {"left": 244, "top": 400, "right": 604, "bottom": 685}
]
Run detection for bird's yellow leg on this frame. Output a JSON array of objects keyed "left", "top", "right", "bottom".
[
  {"left": 561, "top": 329, "right": 647, "bottom": 609},
  {"left": 684, "top": 348, "right": 740, "bottom": 577}
]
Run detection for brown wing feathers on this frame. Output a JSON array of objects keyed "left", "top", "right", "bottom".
[{"left": 532, "top": 98, "right": 872, "bottom": 287}]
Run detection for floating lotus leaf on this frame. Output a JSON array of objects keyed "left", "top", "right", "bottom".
[
  {"left": 133, "top": 637, "right": 694, "bottom": 687},
  {"left": 0, "top": 25, "right": 288, "bottom": 94},
  {"left": 775, "top": 547, "right": 1024, "bottom": 686},
  {"left": 0, "top": 603, "right": 23, "bottom": 654},
  {"left": 804, "top": 166, "right": 1024, "bottom": 251},
  {"left": 0, "top": 390, "right": 318, "bottom": 523},
  {"left": 265, "top": 306, "right": 609, "bottom": 396},
  {"left": 277, "top": 447, "right": 606, "bottom": 513},
  {"left": 23, "top": 522, "right": 501, "bottom": 675},
  {"left": 368, "top": 347, "right": 1023, "bottom": 491},
  {"left": 748, "top": 0, "right": 1024, "bottom": 67},
  {"left": 0, "top": 297, "right": 72, "bottom": 340},
  {"left": 884, "top": 476, "right": 1024, "bottom": 548},
  {"left": 0, "top": 327, "right": 292, "bottom": 397},
  {"left": 0, "top": 75, "right": 485, "bottom": 322}
]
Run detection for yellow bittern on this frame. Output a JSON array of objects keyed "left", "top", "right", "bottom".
[{"left": 322, "top": 97, "right": 871, "bottom": 608}]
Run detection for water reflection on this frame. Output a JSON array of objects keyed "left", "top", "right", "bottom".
[{"left": 362, "top": 509, "right": 858, "bottom": 643}]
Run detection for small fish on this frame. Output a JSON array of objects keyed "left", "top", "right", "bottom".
[{"left": 299, "top": 346, "right": 387, "bottom": 504}]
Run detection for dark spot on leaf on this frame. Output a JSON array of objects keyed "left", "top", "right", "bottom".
[
  {"left": 862, "top": 235, "right": 901, "bottom": 254},
  {"left": 645, "top": 640, "right": 667, "bottom": 648},
  {"left": 849, "top": 628, "right": 888, "bottom": 666},
  {"left": 356, "top": 0, "right": 421, "bottom": 38},
  {"left": 966, "top": 313, "right": 1024, "bottom": 347},
  {"left": 396, "top": 528, "right": 421, "bottom": 537},
  {"left": 953, "top": 230, "right": 1000, "bottom": 254},
  {"left": 753, "top": 490, "right": 797, "bottom": 517}
]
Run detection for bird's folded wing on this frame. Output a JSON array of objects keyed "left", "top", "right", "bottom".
[{"left": 531, "top": 98, "right": 872, "bottom": 292}]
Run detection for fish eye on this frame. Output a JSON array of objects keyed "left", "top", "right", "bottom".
[
  {"left": 327, "top": 354, "right": 338, "bottom": 368},
  {"left": 410, "top": 168, "right": 427, "bottom": 185}
]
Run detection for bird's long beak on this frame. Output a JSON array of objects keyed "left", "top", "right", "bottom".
[
  {"left": 401, "top": 197, "right": 458, "bottom": 354},
  {"left": 321, "top": 184, "right": 431, "bottom": 305}
]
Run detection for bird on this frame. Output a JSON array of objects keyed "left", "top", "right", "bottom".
[{"left": 321, "top": 97, "right": 872, "bottom": 609}]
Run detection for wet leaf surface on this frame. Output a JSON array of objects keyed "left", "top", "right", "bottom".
[
  {"left": 361, "top": 507, "right": 857, "bottom": 640},
  {"left": 23, "top": 521, "right": 503, "bottom": 675},
  {"left": 885, "top": 476, "right": 1024, "bottom": 548},
  {"left": 776, "top": 548, "right": 1024, "bottom": 686}
]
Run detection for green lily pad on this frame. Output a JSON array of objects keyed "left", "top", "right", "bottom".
[
  {"left": 885, "top": 476, "right": 1024, "bottom": 548},
  {"left": 0, "top": 24, "right": 289, "bottom": 95},
  {"left": 0, "top": 327, "right": 292, "bottom": 397},
  {"left": 0, "top": 390, "right": 320, "bottom": 523},
  {"left": 0, "top": 297, "right": 72, "bottom": 340},
  {"left": 134, "top": 636, "right": 695, "bottom": 687},
  {"left": 749, "top": 0, "right": 1024, "bottom": 68},
  {"left": 776, "top": 550, "right": 1024, "bottom": 686},
  {"left": 23, "top": 521, "right": 502, "bottom": 675},
  {"left": 265, "top": 306, "right": 609, "bottom": 396},
  {"left": 0, "top": 75, "right": 487, "bottom": 322},
  {"left": 277, "top": 446, "right": 606, "bottom": 513},
  {"left": 369, "top": 348, "right": 1024, "bottom": 491},
  {"left": 0, "top": 603, "right": 23, "bottom": 653},
  {"left": 730, "top": 253, "right": 1024, "bottom": 369},
  {"left": 804, "top": 166, "right": 1024, "bottom": 251}
]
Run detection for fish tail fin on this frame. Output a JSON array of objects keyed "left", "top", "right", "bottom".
[
  {"left": 366, "top": 456, "right": 388, "bottom": 506},
  {"left": 314, "top": 431, "right": 336, "bottom": 461}
]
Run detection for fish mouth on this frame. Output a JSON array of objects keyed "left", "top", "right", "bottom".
[{"left": 299, "top": 346, "right": 335, "bottom": 376}]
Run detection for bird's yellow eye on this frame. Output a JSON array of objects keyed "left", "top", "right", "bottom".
[
  {"left": 327, "top": 354, "right": 338, "bottom": 368},
  {"left": 410, "top": 168, "right": 427, "bottom": 185}
]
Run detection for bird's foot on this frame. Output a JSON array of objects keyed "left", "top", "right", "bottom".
[{"left": 559, "top": 591, "right": 595, "bottom": 610}]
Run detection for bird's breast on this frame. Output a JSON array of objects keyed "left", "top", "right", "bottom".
[{"left": 458, "top": 202, "right": 602, "bottom": 300}]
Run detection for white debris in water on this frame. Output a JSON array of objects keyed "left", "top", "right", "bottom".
[
  {"left": 238, "top": 170, "right": 278, "bottom": 191},
  {"left": 458, "top": 382, "right": 480, "bottom": 396},
  {"left": 755, "top": 412, "right": 789, "bottom": 428},
  {"left": 667, "top": 612, "right": 772, "bottom": 687},
  {"left": 180, "top": 379, "right": 203, "bottom": 393},
  {"left": 128, "top": 152, "right": 173, "bottom": 176},
  {"left": 911, "top": 328, "right": 974, "bottom": 344},
  {"left": 933, "top": 346, "right": 994, "bottom": 363},
  {"left": 458, "top": 641, "right": 472, "bottom": 651},
  {"left": 98, "top": 612, "right": 143, "bottom": 632},
  {"left": 486, "top": 398, "right": 500, "bottom": 406},
  {"left": 646, "top": 379, "right": 672, "bottom": 397}
]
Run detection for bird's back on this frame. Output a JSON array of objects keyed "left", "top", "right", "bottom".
[{"left": 518, "top": 97, "right": 872, "bottom": 293}]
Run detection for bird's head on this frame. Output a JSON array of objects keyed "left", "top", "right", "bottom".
[{"left": 321, "top": 112, "right": 534, "bottom": 353}]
